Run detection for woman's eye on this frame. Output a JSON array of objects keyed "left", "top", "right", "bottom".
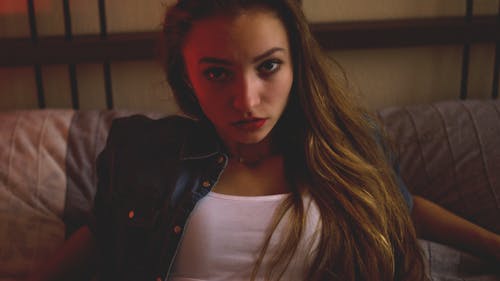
[
  {"left": 258, "top": 59, "right": 282, "bottom": 75},
  {"left": 203, "top": 67, "right": 230, "bottom": 81}
]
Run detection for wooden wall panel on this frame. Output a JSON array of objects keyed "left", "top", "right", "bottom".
[
  {"left": 303, "top": 0, "right": 498, "bottom": 22},
  {"left": 105, "top": 0, "right": 174, "bottom": 33},
  {"left": 474, "top": 1, "right": 500, "bottom": 16},
  {"left": 331, "top": 43, "right": 497, "bottom": 109},
  {"left": 468, "top": 44, "right": 496, "bottom": 100},
  {"left": 76, "top": 63, "right": 107, "bottom": 110},
  {"left": 304, "top": 0, "right": 460, "bottom": 22},
  {"left": 0, "top": 67, "right": 38, "bottom": 110},
  {"left": 110, "top": 60, "right": 179, "bottom": 114},
  {"left": 70, "top": 1, "right": 100, "bottom": 35},
  {"left": 34, "top": 0, "right": 64, "bottom": 36},
  {"left": 331, "top": 45, "right": 463, "bottom": 110},
  {"left": 0, "top": 0, "right": 29, "bottom": 38},
  {"left": 42, "top": 65, "right": 72, "bottom": 108},
  {"left": 0, "top": 0, "right": 498, "bottom": 111},
  {"left": 303, "top": 0, "right": 499, "bottom": 109}
]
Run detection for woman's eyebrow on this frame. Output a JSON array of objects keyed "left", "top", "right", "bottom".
[
  {"left": 198, "top": 47, "right": 286, "bottom": 65},
  {"left": 252, "top": 47, "right": 285, "bottom": 63},
  {"left": 199, "top": 57, "right": 232, "bottom": 65}
]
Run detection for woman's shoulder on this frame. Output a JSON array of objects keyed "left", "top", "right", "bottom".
[
  {"left": 106, "top": 114, "right": 202, "bottom": 148},
  {"left": 111, "top": 114, "right": 197, "bottom": 131}
]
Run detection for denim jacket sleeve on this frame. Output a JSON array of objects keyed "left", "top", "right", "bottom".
[{"left": 89, "top": 114, "right": 197, "bottom": 281}]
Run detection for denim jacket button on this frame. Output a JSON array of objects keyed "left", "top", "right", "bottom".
[
  {"left": 128, "top": 210, "right": 135, "bottom": 219},
  {"left": 202, "top": 181, "right": 211, "bottom": 188},
  {"left": 217, "top": 155, "right": 225, "bottom": 164},
  {"left": 173, "top": 225, "right": 182, "bottom": 234}
]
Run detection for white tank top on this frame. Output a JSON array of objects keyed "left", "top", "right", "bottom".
[{"left": 168, "top": 192, "right": 321, "bottom": 281}]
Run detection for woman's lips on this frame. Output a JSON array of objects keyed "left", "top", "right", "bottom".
[{"left": 232, "top": 118, "right": 267, "bottom": 130}]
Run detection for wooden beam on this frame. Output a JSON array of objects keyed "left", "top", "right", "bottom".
[
  {"left": 0, "top": 16, "right": 498, "bottom": 66},
  {"left": 0, "top": 32, "right": 159, "bottom": 66},
  {"left": 312, "top": 16, "right": 499, "bottom": 50}
]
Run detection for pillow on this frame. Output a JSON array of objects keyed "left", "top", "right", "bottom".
[
  {"left": 419, "top": 239, "right": 499, "bottom": 280},
  {"left": 0, "top": 110, "right": 73, "bottom": 279},
  {"left": 378, "top": 100, "right": 500, "bottom": 234}
]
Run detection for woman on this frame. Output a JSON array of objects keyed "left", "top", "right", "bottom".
[
  {"left": 160, "top": 0, "right": 427, "bottom": 280},
  {"left": 27, "top": 0, "right": 499, "bottom": 281}
]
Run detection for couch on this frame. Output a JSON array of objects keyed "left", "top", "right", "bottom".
[{"left": 0, "top": 100, "right": 499, "bottom": 280}]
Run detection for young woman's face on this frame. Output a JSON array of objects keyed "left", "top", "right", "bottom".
[{"left": 182, "top": 9, "right": 293, "bottom": 146}]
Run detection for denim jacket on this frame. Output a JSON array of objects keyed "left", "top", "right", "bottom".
[{"left": 89, "top": 114, "right": 413, "bottom": 281}]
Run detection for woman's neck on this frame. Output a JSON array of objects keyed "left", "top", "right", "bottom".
[{"left": 226, "top": 136, "right": 276, "bottom": 166}]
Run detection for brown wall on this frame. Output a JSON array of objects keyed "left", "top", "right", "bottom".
[
  {"left": 304, "top": 0, "right": 499, "bottom": 110},
  {"left": 0, "top": 0, "right": 498, "bottom": 112}
]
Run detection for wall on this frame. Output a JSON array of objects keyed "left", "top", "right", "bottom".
[
  {"left": 0, "top": 0, "right": 178, "bottom": 113},
  {"left": 0, "top": 0, "right": 498, "bottom": 112},
  {"left": 303, "top": 0, "right": 499, "bottom": 110}
]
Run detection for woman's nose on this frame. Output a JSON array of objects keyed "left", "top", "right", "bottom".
[{"left": 232, "top": 74, "right": 261, "bottom": 112}]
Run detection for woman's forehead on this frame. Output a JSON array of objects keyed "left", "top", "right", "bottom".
[{"left": 182, "top": 9, "right": 290, "bottom": 63}]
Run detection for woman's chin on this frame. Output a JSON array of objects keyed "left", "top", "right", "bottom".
[
  {"left": 225, "top": 130, "right": 271, "bottom": 146},
  {"left": 216, "top": 123, "right": 275, "bottom": 147},
  {"left": 236, "top": 134, "right": 268, "bottom": 145}
]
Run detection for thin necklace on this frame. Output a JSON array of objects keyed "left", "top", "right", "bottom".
[{"left": 232, "top": 153, "right": 272, "bottom": 166}]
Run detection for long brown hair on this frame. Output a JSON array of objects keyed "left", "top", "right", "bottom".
[{"left": 161, "top": 1, "right": 428, "bottom": 280}]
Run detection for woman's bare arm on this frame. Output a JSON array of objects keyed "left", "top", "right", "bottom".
[
  {"left": 24, "top": 226, "right": 99, "bottom": 281},
  {"left": 411, "top": 195, "right": 500, "bottom": 262}
]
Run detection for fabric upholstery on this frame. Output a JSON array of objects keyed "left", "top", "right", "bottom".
[
  {"left": 0, "top": 100, "right": 498, "bottom": 280},
  {"left": 0, "top": 110, "right": 73, "bottom": 279},
  {"left": 378, "top": 100, "right": 500, "bottom": 235}
]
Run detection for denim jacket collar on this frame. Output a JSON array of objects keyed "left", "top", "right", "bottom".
[{"left": 179, "top": 119, "right": 225, "bottom": 161}]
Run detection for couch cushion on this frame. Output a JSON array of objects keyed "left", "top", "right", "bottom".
[
  {"left": 419, "top": 239, "right": 499, "bottom": 280},
  {"left": 0, "top": 110, "right": 73, "bottom": 279},
  {"left": 0, "top": 109, "right": 166, "bottom": 279},
  {"left": 378, "top": 100, "right": 500, "bottom": 235}
]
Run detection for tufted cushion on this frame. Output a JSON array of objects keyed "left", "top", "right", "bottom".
[
  {"left": 0, "top": 110, "right": 73, "bottom": 279},
  {"left": 377, "top": 100, "right": 500, "bottom": 235},
  {"left": 1, "top": 101, "right": 498, "bottom": 280},
  {"left": 0, "top": 109, "right": 165, "bottom": 280}
]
